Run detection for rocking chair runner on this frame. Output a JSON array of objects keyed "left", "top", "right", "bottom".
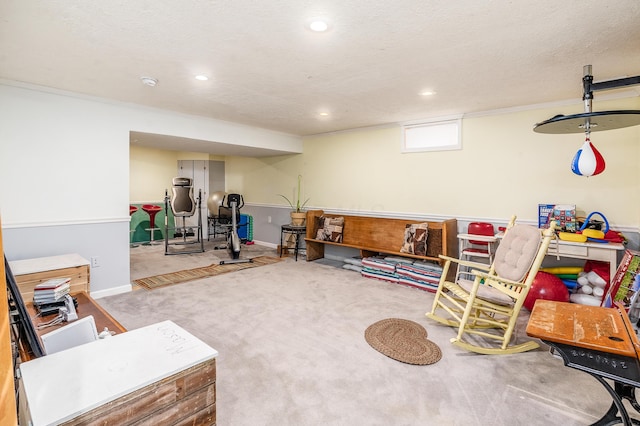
[{"left": 426, "top": 215, "right": 556, "bottom": 355}]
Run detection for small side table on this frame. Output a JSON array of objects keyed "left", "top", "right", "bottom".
[{"left": 280, "top": 224, "right": 306, "bottom": 261}]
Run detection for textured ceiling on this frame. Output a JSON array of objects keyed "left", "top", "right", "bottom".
[{"left": 2, "top": 1, "right": 640, "bottom": 146}]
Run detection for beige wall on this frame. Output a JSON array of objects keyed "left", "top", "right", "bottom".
[
  {"left": 226, "top": 96, "right": 640, "bottom": 228},
  {"left": 129, "top": 145, "right": 179, "bottom": 203},
  {"left": 129, "top": 146, "right": 217, "bottom": 203}
]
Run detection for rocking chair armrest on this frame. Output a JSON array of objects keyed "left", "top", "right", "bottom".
[
  {"left": 471, "top": 270, "right": 527, "bottom": 288},
  {"left": 438, "top": 255, "right": 492, "bottom": 271}
]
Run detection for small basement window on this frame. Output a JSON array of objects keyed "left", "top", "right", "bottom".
[{"left": 402, "top": 117, "right": 462, "bottom": 153}]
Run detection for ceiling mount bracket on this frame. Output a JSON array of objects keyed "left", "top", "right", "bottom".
[{"left": 534, "top": 65, "right": 640, "bottom": 134}]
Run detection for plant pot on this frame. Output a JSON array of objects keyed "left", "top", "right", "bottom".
[{"left": 290, "top": 212, "right": 306, "bottom": 226}]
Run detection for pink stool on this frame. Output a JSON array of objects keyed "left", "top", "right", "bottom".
[
  {"left": 129, "top": 205, "right": 138, "bottom": 247},
  {"left": 142, "top": 204, "right": 162, "bottom": 245}
]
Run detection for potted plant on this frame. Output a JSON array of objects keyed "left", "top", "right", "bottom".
[{"left": 279, "top": 174, "right": 310, "bottom": 225}]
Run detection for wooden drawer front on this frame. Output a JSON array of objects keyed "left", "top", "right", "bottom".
[
  {"left": 61, "top": 358, "right": 216, "bottom": 426},
  {"left": 556, "top": 244, "right": 589, "bottom": 258},
  {"left": 15, "top": 265, "right": 89, "bottom": 301}
]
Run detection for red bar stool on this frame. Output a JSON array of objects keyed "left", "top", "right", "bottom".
[
  {"left": 142, "top": 204, "right": 162, "bottom": 245},
  {"left": 129, "top": 205, "right": 138, "bottom": 247}
]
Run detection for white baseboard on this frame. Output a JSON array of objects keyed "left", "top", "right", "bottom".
[
  {"left": 252, "top": 240, "right": 278, "bottom": 249},
  {"left": 91, "top": 284, "right": 132, "bottom": 299}
]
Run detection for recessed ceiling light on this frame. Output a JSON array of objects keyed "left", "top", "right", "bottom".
[
  {"left": 140, "top": 76, "right": 158, "bottom": 87},
  {"left": 420, "top": 90, "right": 436, "bottom": 96},
  {"left": 307, "top": 17, "right": 330, "bottom": 32},
  {"left": 195, "top": 75, "right": 209, "bottom": 81},
  {"left": 318, "top": 112, "right": 330, "bottom": 117},
  {"left": 310, "top": 20, "right": 328, "bottom": 31}
]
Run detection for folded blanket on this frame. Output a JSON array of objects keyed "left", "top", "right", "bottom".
[
  {"left": 396, "top": 271, "right": 440, "bottom": 285},
  {"left": 361, "top": 257, "right": 397, "bottom": 273},
  {"left": 409, "top": 261, "right": 443, "bottom": 272},
  {"left": 361, "top": 269, "right": 399, "bottom": 283},
  {"left": 383, "top": 256, "right": 415, "bottom": 265},
  {"left": 398, "top": 276, "right": 438, "bottom": 292},
  {"left": 361, "top": 267, "right": 397, "bottom": 278}
]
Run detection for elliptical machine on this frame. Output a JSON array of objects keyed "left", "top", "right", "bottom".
[{"left": 218, "top": 193, "right": 251, "bottom": 265}]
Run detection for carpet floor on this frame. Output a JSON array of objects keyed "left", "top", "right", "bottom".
[{"left": 95, "top": 242, "right": 626, "bottom": 425}]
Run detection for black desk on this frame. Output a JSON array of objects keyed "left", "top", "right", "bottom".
[
  {"left": 280, "top": 224, "right": 306, "bottom": 261},
  {"left": 527, "top": 300, "right": 640, "bottom": 425}
]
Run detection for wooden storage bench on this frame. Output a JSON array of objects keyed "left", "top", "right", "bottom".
[{"left": 304, "top": 210, "right": 458, "bottom": 273}]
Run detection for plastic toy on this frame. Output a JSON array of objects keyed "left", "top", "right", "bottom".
[
  {"left": 578, "top": 211, "right": 609, "bottom": 242},
  {"left": 524, "top": 271, "right": 570, "bottom": 310},
  {"left": 558, "top": 232, "right": 587, "bottom": 242},
  {"left": 540, "top": 266, "right": 583, "bottom": 275},
  {"left": 570, "top": 270, "right": 607, "bottom": 306}
]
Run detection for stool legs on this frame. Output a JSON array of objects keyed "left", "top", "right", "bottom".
[
  {"left": 142, "top": 204, "right": 163, "bottom": 245},
  {"left": 147, "top": 211, "right": 159, "bottom": 245}
]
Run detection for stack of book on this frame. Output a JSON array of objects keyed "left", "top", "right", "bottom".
[{"left": 33, "top": 277, "right": 71, "bottom": 306}]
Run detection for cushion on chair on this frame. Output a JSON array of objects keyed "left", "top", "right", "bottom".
[
  {"left": 316, "top": 216, "right": 344, "bottom": 242},
  {"left": 171, "top": 177, "right": 196, "bottom": 217},
  {"left": 457, "top": 279, "right": 513, "bottom": 306},
  {"left": 493, "top": 224, "right": 542, "bottom": 282},
  {"left": 400, "top": 223, "right": 429, "bottom": 256}
]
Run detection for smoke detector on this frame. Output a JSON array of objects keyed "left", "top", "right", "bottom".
[{"left": 140, "top": 76, "right": 158, "bottom": 87}]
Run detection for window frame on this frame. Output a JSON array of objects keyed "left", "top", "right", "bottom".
[{"left": 401, "top": 116, "right": 463, "bottom": 153}]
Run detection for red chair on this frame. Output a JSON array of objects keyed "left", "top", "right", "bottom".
[
  {"left": 142, "top": 204, "right": 162, "bottom": 244},
  {"left": 129, "top": 205, "right": 138, "bottom": 247},
  {"left": 463, "top": 222, "right": 496, "bottom": 261},
  {"left": 457, "top": 222, "right": 497, "bottom": 280}
]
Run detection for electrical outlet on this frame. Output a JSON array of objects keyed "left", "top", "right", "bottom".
[
  {"left": 91, "top": 256, "right": 100, "bottom": 268},
  {"left": 268, "top": 216, "right": 272, "bottom": 223}
]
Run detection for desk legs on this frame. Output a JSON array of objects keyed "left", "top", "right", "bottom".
[
  {"left": 590, "top": 376, "right": 640, "bottom": 425},
  {"left": 543, "top": 341, "right": 640, "bottom": 425}
]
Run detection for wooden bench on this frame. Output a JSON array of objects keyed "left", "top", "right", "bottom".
[{"left": 304, "top": 210, "right": 458, "bottom": 274}]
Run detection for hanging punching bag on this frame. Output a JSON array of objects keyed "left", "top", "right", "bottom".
[{"left": 571, "top": 137, "right": 606, "bottom": 177}]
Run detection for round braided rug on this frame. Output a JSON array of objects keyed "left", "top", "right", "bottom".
[{"left": 364, "top": 318, "right": 442, "bottom": 365}]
